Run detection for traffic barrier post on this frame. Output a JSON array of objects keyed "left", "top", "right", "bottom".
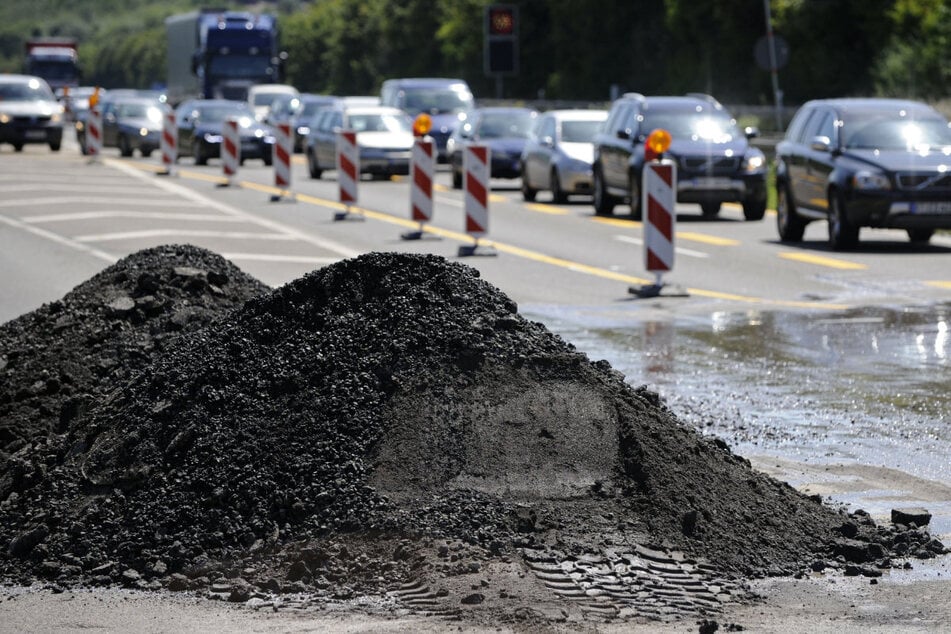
[
  {"left": 629, "top": 128, "right": 688, "bottom": 298},
  {"left": 335, "top": 129, "right": 359, "bottom": 221},
  {"left": 86, "top": 105, "right": 102, "bottom": 163},
  {"left": 220, "top": 117, "right": 240, "bottom": 187},
  {"left": 458, "top": 144, "right": 496, "bottom": 256},
  {"left": 158, "top": 105, "right": 177, "bottom": 177},
  {"left": 401, "top": 138, "right": 436, "bottom": 240},
  {"left": 270, "top": 121, "right": 295, "bottom": 202}
]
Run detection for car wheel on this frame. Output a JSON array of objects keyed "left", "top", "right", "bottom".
[
  {"left": 701, "top": 202, "right": 720, "bottom": 218},
  {"left": 49, "top": 140, "right": 62, "bottom": 152},
  {"left": 118, "top": 135, "right": 133, "bottom": 157},
  {"left": 628, "top": 172, "right": 642, "bottom": 220},
  {"left": 141, "top": 148, "right": 153, "bottom": 158},
  {"left": 592, "top": 166, "right": 615, "bottom": 215},
  {"left": 193, "top": 140, "right": 208, "bottom": 166},
  {"left": 828, "top": 191, "right": 859, "bottom": 250},
  {"left": 307, "top": 150, "right": 322, "bottom": 179},
  {"left": 776, "top": 183, "right": 806, "bottom": 242},
  {"left": 521, "top": 165, "right": 537, "bottom": 201},
  {"left": 452, "top": 166, "right": 463, "bottom": 190},
  {"left": 13, "top": 142, "right": 23, "bottom": 152},
  {"left": 742, "top": 198, "right": 766, "bottom": 221},
  {"left": 264, "top": 152, "right": 273, "bottom": 167},
  {"left": 907, "top": 228, "right": 934, "bottom": 244},
  {"left": 78, "top": 136, "right": 88, "bottom": 156},
  {"left": 551, "top": 168, "right": 567, "bottom": 204}
]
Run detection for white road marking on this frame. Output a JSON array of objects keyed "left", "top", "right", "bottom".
[
  {"left": 24, "top": 211, "right": 248, "bottom": 224},
  {"left": 108, "top": 159, "right": 361, "bottom": 258},
  {"left": 76, "top": 229, "right": 297, "bottom": 243},
  {"left": 0, "top": 197, "right": 202, "bottom": 209},
  {"left": 0, "top": 184, "right": 172, "bottom": 195},
  {"left": 0, "top": 213, "right": 117, "bottom": 263},
  {"left": 221, "top": 253, "right": 341, "bottom": 264},
  {"left": 614, "top": 234, "right": 709, "bottom": 258}
]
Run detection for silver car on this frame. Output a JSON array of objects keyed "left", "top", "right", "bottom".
[{"left": 521, "top": 109, "right": 607, "bottom": 203}]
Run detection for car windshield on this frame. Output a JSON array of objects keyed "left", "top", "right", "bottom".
[
  {"left": 402, "top": 88, "right": 473, "bottom": 115},
  {"left": 118, "top": 103, "right": 162, "bottom": 122},
  {"left": 348, "top": 113, "right": 411, "bottom": 133},
  {"left": 197, "top": 104, "right": 251, "bottom": 123},
  {"left": 479, "top": 111, "right": 535, "bottom": 139},
  {"left": 561, "top": 120, "right": 603, "bottom": 143},
  {"left": 641, "top": 110, "right": 740, "bottom": 143},
  {"left": 0, "top": 79, "right": 55, "bottom": 102},
  {"left": 252, "top": 92, "right": 290, "bottom": 107},
  {"left": 842, "top": 114, "right": 951, "bottom": 151}
]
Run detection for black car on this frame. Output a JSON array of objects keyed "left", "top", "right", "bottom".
[
  {"left": 101, "top": 96, "right": 164, "bottom": 157},
  {"left": 592, "top": 93, "right": 767, "bottom": 220},
  {"left": 175, "top": 99, "right": 274, "bottom": 166},
  {"left": 776, "top": 98, "right": 951, "bottom": 249},
  {"left": 447, "top": 107, "right": 538, "bottom": 189}
]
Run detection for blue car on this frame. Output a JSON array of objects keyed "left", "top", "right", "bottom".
[
  {"left": 447, "top": 107, "right": 538, "bottom": 189},
  {"left": 175, "top": 99, "right": 274, "bottom": 166}
]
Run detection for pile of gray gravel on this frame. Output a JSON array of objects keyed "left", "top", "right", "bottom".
[{"left": 1, "top": 248, "right": 944, "bottom": 618}]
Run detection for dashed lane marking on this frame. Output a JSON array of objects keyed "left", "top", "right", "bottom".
[
  {"left": 778, "top": 252, "right": 868, "bottom": 270},
  {"left": 524, "top": 203, "right": 569, "bottom": 215},
  {"left": 614, "top": 235, "right": 709, "bottom": 258},
  {"left": 221, "top": 253, "right": 342, "bottom": 264},
  {"left": 24, "top": 211, "right": 248, "bottom": 224},
  {"left": 0, "top": 213, "right": 117, "bottom": 263},
  {"left": 926, "top": 281, "right": 951, "bottom": 290},
  {"left": 0, "top": 197, "right": 201, "bottom": 209},
  {"left": 591, "top": 217, "right": 740, "bottom": 246},
  {"left": 75, "top": 229, "right": 298, "bottom": 243}
]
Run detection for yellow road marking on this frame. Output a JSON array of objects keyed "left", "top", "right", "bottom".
[
  {"left": 778, "top": 252, "right": 867, "bottom": 270},
  {"left": 926, "top": 281, "right": 951, "bottom": 290},
  {"left": 676, "top": 232, "right": 740, "bottom": 247},
  {"left": 524, "top": 203, "right": 569, "bottom": 215},
  {"left": 591, "top": 216, "right": 643, "bottom": 229},
  {"left": 111, "top": 160, "right": 850, "bottom": 310}
]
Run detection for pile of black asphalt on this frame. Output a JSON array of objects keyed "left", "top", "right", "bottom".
[{"left": 0, "top": 247, "right": 945, "bottom": 625}]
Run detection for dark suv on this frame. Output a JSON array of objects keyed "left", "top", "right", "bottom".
[
  {"left": 592, "top": 93, "right": 767, "bottom": 220},
  {"left": 775, "top": 98, "right": 951, "bottom": 250}
]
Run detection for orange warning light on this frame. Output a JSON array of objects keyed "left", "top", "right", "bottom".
[
  {"left": 413, "top": 113, "right": 432, "bottom": 137},
  {"left": 645, "top": 128, "right": 672, "bottom": 161},
  {"left": 89, "top": 87, "right": 101, "bottom": 108}
]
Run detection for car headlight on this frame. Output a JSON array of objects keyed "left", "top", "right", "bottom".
[
  {"left": 0, "top": 113, "right": 11, "bottom": 124},
  {"left": 51, "top": 113, "right": 62, "bottom": 124},
  {"left": 204, "top": 133, "right": 223, "bottom": 143},
  {"left": 852, "top": 170, "right": 891, "bottom": 190},
  {"left": 743, "top": 149, "right": 766, "bottom": 173}
]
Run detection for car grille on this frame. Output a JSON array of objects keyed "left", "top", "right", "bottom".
[
  {"left": 679, "top": 155, "right": 740, "bottom": 175},
  {"left": 11, "top": 115, "right": 53, "bottom": 124},
  {"left": 896, "top": 172, "right": 951, "bottom": 191}
]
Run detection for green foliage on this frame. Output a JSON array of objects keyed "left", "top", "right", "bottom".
[{"left": 1, "top": 0, "right": 947, "bottom": 103}]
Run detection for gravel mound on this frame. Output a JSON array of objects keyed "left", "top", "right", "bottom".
[{"left": 1, "top": 250, "right": 944, "bottom": 620}]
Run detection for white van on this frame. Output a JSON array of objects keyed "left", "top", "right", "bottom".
[{"left": 247, "top": 84, "right": 299, "bottom": 122}]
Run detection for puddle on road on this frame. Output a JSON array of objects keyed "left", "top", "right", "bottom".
[{"left": 525, "top": 302, "right": 951, "bottom": 486}]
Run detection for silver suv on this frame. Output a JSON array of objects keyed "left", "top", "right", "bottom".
[{"left": 0, "top": 74, "right": 64, "bottom": 152}]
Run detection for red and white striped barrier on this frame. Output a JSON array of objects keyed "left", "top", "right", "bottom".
[
  {"left": 270, "top": 121, "right": 294, "bottom": 201},
  {"left": 86, "top": 105, "right": 102, "bottom": 161},
  {"left": 643, "top": 160, "right": 676, "bottom": 278},
  {"left": 221, "top": 117, "right": 240, "bottom": 185},
  {"left": 159, "top": 106, "right": 177, "bottom": 176},
  {"left": 459, "top": 145, "right": 493, "bottom": 255},
  {"left": 401, "top": 139, "right": 434, "bottom": 239},
  {"left": 335, "top": 130, "right": 358, "bottom": 220}
]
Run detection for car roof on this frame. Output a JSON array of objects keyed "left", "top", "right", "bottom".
[
  {"left": 545, "top": 109, "right": 608, "bottom": 121},
  {"left": 383, "top": 77, "right": 468, "bottom": 87},
  {"left": 800, "top": 98, "right": 941, "bottom": 116},
  {"left": 0, "top": 73, "right": 49, "bottom": 85},
  {"left": 342, "top": 105, "right": 407, "bottom": 116}
]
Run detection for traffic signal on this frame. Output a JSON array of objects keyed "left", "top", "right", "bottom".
[{"left": 484, "top": 4, "right": 518, "bottom": 76}]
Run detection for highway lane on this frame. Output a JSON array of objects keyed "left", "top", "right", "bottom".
[{"left": 2, "top": 139, "right": 951, "bottom": 325}]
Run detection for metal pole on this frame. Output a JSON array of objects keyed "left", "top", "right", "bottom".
[{"left": 763, "top": 0, "right": 783, "bottom": 131}]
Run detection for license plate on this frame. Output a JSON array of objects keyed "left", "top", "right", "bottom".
[
  {"left": 913, "top": 201, "right": 951, "bottom": 214},
  {"left": 25, "top": 130, "right": 47, "bottom": 140},
  {"left": 689, "top": 177, "right": 733, "bottom": 189}
]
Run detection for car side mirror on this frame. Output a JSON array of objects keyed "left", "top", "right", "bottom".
[
  {"left": 744, "top": 126, "right": 760, "bottom": 139},
  {"left": 616, "top": 129, "right": 631, "bottom": 141},
  {"left": 541, "top": 135, "right": 554, "bottom": 147},
  {"left": 810, "top": 135, "right": 832, "bottom": 152}
]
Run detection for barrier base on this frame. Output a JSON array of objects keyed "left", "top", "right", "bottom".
[
  {"left": 400, "top": 229, "right": 440, "bottom": 241},
  {"left": 270, "top": 191, "right": 297, "bottom": 203},
  {"left": 628, "top": 282, "right": 689, "bottom": 298},
  {"left": 333, "top": 209, "right": 364, "bottom": 222},
  {"left": 457, "top": 244, "right": 497, "bottom": 257}
]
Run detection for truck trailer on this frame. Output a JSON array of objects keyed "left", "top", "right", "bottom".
[
  {"left": 165, "top": 9, "right": 284, "bottom": 106},
  {"left": 24, "top": 38, "right": 81, "bottom": 93}
]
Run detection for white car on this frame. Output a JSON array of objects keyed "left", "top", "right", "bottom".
[
  {"left": 0, "top": 74, "right": 64, "bottom": 152},
  {"left": 247, "top": 84, "right": 299, "bottom": 122},
  {"left": 305, "top": 104, "right": 414, "bottom": 180},
  {"left": 521, "top": 109, "right": 608, "bottom": 203}
]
